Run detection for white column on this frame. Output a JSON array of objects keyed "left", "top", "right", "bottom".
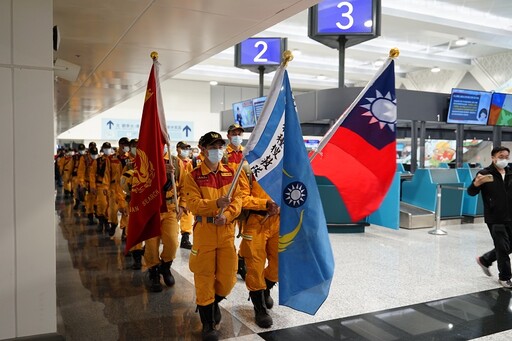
[{"left": 0, "top": 0, "right": 56, "bottom": 338}]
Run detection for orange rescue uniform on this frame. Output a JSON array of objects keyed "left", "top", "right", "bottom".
[{"left": 183, "top": 162, "right": 242, "bottom": 306}]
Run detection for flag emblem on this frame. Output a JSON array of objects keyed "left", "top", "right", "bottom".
[
  {"left": 283, "top": 181, "right": 307, "bottom": 208},
  {"left": 360, "top": 90, "right": 396, "bottom": 131},
  {"left": 131, "top": 148, "right": 155, "bottom": 193}
]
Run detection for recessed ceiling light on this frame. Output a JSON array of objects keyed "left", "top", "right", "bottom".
[
  {"left": 431, "top": 67, "right": 441, "bottom": 73},
  {"left": 374, "top": 60, "right": 384, "bottom": 67},
  {"left": 316, "top": 75, "right": 327, "bottom": 80},
  {"left": 292, "top": 49, "right": 302, "bottom": 56},
  {"left": 455, "top": 38, "right": 468, "bottom": 46},
  {"left": 209, "top": 80, "right": 218, "bottom": 86}
]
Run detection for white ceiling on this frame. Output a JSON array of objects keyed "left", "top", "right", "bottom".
[{"left": 53, "top": 0, "right": 512, "bottom": 135}]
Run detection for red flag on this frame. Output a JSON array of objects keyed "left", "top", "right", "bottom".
[
  {"left": 125, "top": 58, "right": 169, "bottom": 253},
  {"left": 311, "top": 60, "right": 396, "bottom": 222}
]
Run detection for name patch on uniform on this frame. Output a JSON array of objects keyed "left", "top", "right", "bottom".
[
  {"left": 196, "top": 175, "right": 208, "bottom": 180},
  {"left": 220, "top": 172, "right": 233, "bottom": 177}
]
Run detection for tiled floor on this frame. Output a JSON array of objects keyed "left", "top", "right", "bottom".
[{"left": 55, "top": 192, "right": 512, "bottom": 340}]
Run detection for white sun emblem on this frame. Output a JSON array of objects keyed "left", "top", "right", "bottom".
[
  {"left": 283, "top": 181, "right": 307, "bottom": 208},
  {"left": 360, "top": 90, "right": 397, "bottom": 131}
]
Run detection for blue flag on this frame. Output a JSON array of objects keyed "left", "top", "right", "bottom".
[{"left": 244, "top": 67, "right": 335, "bottom": 315}]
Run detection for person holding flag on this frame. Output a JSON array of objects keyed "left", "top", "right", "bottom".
[
  {"left": 183, "top": 131, "right": 243, "bottom": 341},
  {"left": 238, "top": 168, "right": 280, "bottom": 328}
]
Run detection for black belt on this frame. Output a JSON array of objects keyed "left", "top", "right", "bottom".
[
  {"left": 195, "top": 216, "right": 214, "bottom": 223},
  {"left": 249, "top": 210, "right": 267, "bottom": 216}
]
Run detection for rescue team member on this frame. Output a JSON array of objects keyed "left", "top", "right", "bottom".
[
  {"left": 72, "top": 144, "right": 87, "bottom": 210},
  {"left": 183, "top": 131, "right": 243, "bottom": 341},
  {"left": 84, "top": 146, "right": 99, "bottom": 225},
  {"left": 176, "top": 141, "right": 193, "bottom": 249},
  {"left": 191, "top": 146, "right": 202, "bottom": 168},
  {"left": 106, "top": 137, "right": 130, "bottom": 237},
  {"left": 60, "top": 148, "right": 75, "bottom": 198},
  {"left": 225, "top": 123, "right": 248, "bottom": 280},
  {"left": 119, "top": 139, "right": 145, "bottom": 270},
  {"left": 90, "top": 142, "right": 111, "bottom": 232},
  {"left": 225, "top": 123, "right": 244, "bottom": 164},
  {"left": 238, "top": 168, "right": 279, "bottom": 328},
  {"left": 143, "top": 153, "right": 186, "bottom": 292}
]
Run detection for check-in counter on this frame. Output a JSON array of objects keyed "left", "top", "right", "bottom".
[
  {"left": 401, "top": 168, "right": 464, "bottom": 218},
  {"left": 457, "top": 168, "right": 484, "bottom": 216}
]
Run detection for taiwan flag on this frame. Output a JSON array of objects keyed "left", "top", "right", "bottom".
[
  {"left": 125, "top": 56, "right": 170, "bottom": 254},
  {"left": 311, "top": 59, "right": 397, "bottom": 222}
]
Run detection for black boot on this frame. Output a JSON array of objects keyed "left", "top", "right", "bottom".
[
  {"left": 198, "top": 303, "right": 219, "bottom": 341},
  {"left": 73, "top": 199, "right": 80, "bottom": 210},
  {"left": 214, "top": 295, "right": 225, "bottom": 325},
  {"left": 131, "top": 249, "right": 144, "bottom": 270},
  {"left": 159, "top": 260, "right": 175, "bottom": 287},
  {"left": 237, "top": 255, "right": 247, "bottom": 281},
  {"left": 264, "top": 278, "right": 276, "bottom": 310},
  {"left": 108, "top": 223, "right": 117, "bottom": 237},
  {"left": 249, "top": 290, "right": 273, "bottom": 328},
  {"left": 145, "top": 265, "right": 162, "bottom": 292},
  {"left": 87, "top": 213, "right": 96, "bottom": 225},
  {"left": 121, "top": 228, "right": 126, "bottom": 241},
  {"left": 96, "top": 216, "right": 106, "bottom": 233},
  {"left": 180, "top": 233, "right": 192, "bottom": 249}
]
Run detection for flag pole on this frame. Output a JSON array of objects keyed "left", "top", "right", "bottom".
[
  {"left": 217, "top": 50, "right": 294, "bottom": 216},
  {"left": 309, "top": 48, "right": 400, "bottom": 163}
]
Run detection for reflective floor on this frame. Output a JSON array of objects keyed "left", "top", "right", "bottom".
[{"left": 55, "top": 191, "right": 512, "bottom": 340}]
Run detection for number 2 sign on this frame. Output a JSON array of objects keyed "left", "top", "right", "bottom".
[{"left": 235, "top": 37, "right": 287, "bottom": 71}]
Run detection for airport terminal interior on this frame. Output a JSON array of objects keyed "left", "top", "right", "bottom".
[{"left": 6, "top": 0, "right": 512, "bottom": 340}]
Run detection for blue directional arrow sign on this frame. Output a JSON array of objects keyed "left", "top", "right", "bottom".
[
  {"left": 183, "top": 125, "right": 192, "bottom": 137},
  {"left": 107, "top": 120, "right": 114, "bottom": 129}
]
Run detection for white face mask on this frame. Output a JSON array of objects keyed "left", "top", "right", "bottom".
[
  {"left": 231, "top": 135, "right": 243, "bottom": 147},
  {"left": 192, "top": 152, "right": 199, "bottom": 158},
  {"left": 496, "top": 159, "right": 509, "bottom": 169},
  {"left": 79, "top": 150, "right": 86, "bottom": 155},
  {"left": 123, "top": 146, "right": 130, "bottom": 153},
  {"left": 91, "top": 154, "right": 99, "bottom": 160},
  {"left": 103, "top": 148, "right": 112, "bottom": 156},
  {"left": 207, "top": 149, "right": 224, "bottom": 164},
  {"left": 131, "top": 147, "right": 137, "bottom": 156},
  {"left": 180, "top": 149, "right": 190, "bottom": 158}
]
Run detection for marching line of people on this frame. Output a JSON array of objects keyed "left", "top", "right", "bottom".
[{"left": 54, "top": 124, "right": 280, "bottom": 341}]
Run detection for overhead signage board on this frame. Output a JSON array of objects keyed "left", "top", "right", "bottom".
[
  {"left": 235, "top": 37, "right": 287, "bottom": 73},
  {"left": 101, "top": 119, "right": 194, "bottom": 142},
  {"left": 308, "top": 0, "right": 381, "bottom": 49}
]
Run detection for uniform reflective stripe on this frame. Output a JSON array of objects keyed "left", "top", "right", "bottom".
[{"left": 240, "top": 233, "right": 252, "bottom": 241}]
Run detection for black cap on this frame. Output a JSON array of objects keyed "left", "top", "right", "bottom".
[
  {"left": 199, "top": 131, "right": 225, "bottom": 147},
  {"left": 129, "top": 138, "right": 138, "bottom": 146},
  {"left": 119, "top": 137, "right": 130, "bottom": 146},
  {"left": 88, "top": 142, "right": 96, "bottom": 148},
  {"left": 101, "top": 142, "right": 111, "bottom": 149},
  {"left": 228, "top": 123, "right": 245, "bottom": 133},
  {"left": 89, "top": 147, "right": 98, "bottom": 155},
  {"left": 78, "top": 143, "right": 86, "bottom": 151},
  {"left": 176, "top": 141, "right": 191, "bottom": 149}
]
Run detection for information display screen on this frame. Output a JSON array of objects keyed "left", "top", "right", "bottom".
[
  {"left": 446, "top": 88, "right": 492, "bottom": 125},
  {"left": 252, "top": 96, "right": 266, "bottom": 122},
  {"left": 232, "top": 100, "right": 256, "bottom": 128},
  {"left": 488, "top": 92, "right": 512, "bottom": 126}
]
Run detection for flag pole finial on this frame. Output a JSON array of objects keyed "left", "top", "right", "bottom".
[
  {"left": 389, "top": 48, "right": 399, "bottom": 59},
  {"left": 150, "top": 51, "right": 159, "bottom": 60},
  {"left": 282, "top": 50, "right": 294, "bottom": 67}
]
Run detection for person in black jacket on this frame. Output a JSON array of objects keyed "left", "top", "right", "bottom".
[{"left": 468, "top": 146, "right": 512, "bottom": 288}]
